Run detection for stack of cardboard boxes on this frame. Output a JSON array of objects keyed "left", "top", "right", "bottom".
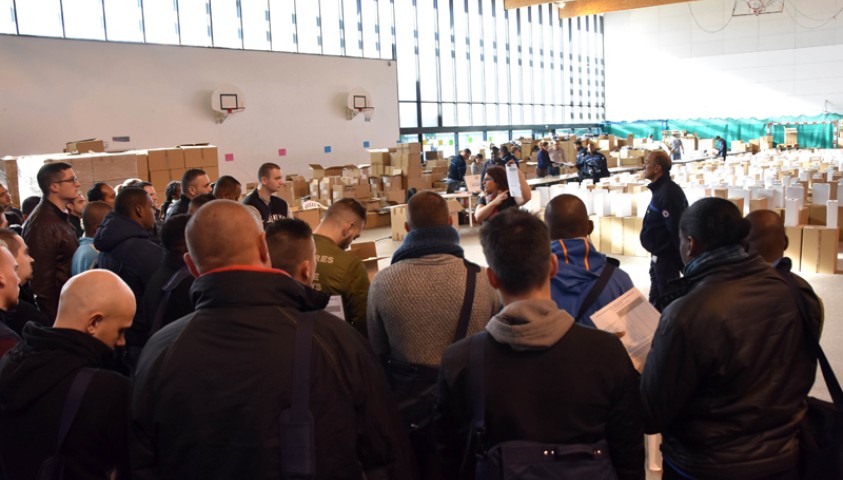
[{"left": 145, "top": 146, "right": 220, "bottom": 196}]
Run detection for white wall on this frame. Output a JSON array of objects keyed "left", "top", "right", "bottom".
[
  {"left": 0, "top": 35, "right": 399, "bottom": 180},
  {"left": 604, "top": 0, "right": 843, "bottom": 120}
]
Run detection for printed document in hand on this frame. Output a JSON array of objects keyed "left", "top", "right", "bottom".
[
  {"left": 589, "top": 288, "right": 660, "bottom": 373},
  {"left": 325, "top": 295, "right": 346, "bottom": 321},
  {"left": 505, "top": 164, "right": 522, "bottom": 198}
]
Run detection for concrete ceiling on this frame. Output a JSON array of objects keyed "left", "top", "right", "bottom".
[{"left": 504, "top": 0, "right": 696, "bottom": 19}]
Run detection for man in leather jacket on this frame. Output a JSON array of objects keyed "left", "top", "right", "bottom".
[
  {"left": 22, "top": 162, "right": 80, "bottom": 321},
  {"left": 641, "top": 198, "right": 821, "bottom": 480}
]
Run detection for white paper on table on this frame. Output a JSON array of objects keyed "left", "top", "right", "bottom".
[
  {"left": 589, "top": 288, "right": 661, "bottom": 373},
  {"left": 325, "top": 295, "right": 346, "bottom": 321},
  {"left": 505, "top": 164, "right": 522, "bottom": 198}
]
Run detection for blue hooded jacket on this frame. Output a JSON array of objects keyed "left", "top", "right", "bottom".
[
  {"left": 550, "top": 238, "right": 634, "bottom": 328},
  {"left": 94, "top": 212, "right": 163, "bottom": 303}
]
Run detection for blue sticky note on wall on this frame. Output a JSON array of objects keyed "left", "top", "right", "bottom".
[
  {"left": 324, "top": 146, "right": 332, "bottom": 153},
  {"left": 363, "top": 141, "right": 370, "bottom": 148}
]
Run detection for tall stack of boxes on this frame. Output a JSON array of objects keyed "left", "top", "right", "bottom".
[{"left": 146, "top": 146, "right": 219, "bottom": 195}]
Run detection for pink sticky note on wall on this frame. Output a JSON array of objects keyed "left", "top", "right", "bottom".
[
  {"left": 224, "top": 153, "right": 234, "bottom": 162},
  {"left": 278, "top": 148, "right": 287, "bottom": 156}
]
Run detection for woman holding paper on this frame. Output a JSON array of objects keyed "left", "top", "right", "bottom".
[{"left": 474, "top": 165, "right": 531, "bottom": 223}]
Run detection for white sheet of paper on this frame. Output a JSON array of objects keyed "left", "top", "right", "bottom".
[
  {"left": 505, "top": 164, "right": 522, "bottom": 198},
  {"left": 325, "top": 295, "right": 346, "bottom": 321},
  {"left": 589, "top": 288, "right": 661, "bottom": 373}
]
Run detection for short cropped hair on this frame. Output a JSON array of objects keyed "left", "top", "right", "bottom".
[
  {"left": 37, "top": 162, "right": 73, "bottom": 195},
  {"left": 480, "top": 209, "right": 550, "bottom": 296},
  {"left": 0, "top": 229, "right": 21, "bottom": 257},
  {"left": 21, "top": 196, "right": 40, "bottom": 217},
  {"left": 324, "top": 198, "right": 366, "bottom": 224},
  {"left": 407, "top": 190, "right": 449, "bottom": 229},
  {"left": 114, "top": 187, "right": 150, "bottom": 217},
  {"left": 213, "top": 175, "right": 241, "bottom": 198},
  {"left": 266, "top": 218, "right": 313, "bottom": 274},
  {"left": 188, "top": 193, "right": 216, "bottom": 214},
  {"left": 87, "top": 183, "right": 108, "bottom": 202},
  {"left": 81, "top": 201, "right": 112, "bottom": 237},
  {"left": 160, "top": 214, "right": 190, "bottom": 254},
  {"left": 649, "top": 150, "right": 673, "bottom": 174},
  {"left": 181, "top": 169, "right": 207, "bottom": 192},
  {"left": 680, "top": 197, "right": 751, "bottom": 252},
  {"left": 258, "top": 163, "right": 281, "bottom": 181}
]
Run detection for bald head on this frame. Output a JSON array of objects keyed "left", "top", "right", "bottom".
[
  {"left": 54, "top": 270, "right": 135, "bottom": 349},
  {"left": 407, "top": 190, "right": 450, "bottom": 229},
  {"left": 745, "top": 209, "right": 788, "bottom": 264},
  {"left": 544, "top": 194, "right": 592, "bottom": 240},
  {"left": 185, "top": 200, "right": 269, "bottom": 274}
]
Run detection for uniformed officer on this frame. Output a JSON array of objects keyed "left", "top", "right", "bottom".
[{"left": 640, "top": 150, "right": 688, "bottom": 308}]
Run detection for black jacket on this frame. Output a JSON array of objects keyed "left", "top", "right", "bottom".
[
  {"left": 138, "top": 253, "right": 195, "bottom": 343},
  {"left": 94, "top": 212, "right": 163, "bottom": 304},
  {"left": 130, "top": 268, "right": 415, "bottom": 480},
  {"left": 641, "top": 253, "right": 821, "bottom": 479},
  {"left": 242, "top": 189, "right": 289, "bottom": 227},
  {"left": 165, "top": 194, "right": 190, "bottom": 219},
  {"left": 22, "top": 201, "right": 79, "bottom": 321},
  {"left": 0, "top": 323, "right": 130, "bottom": 479},
  {"left": 639, "top": 175, "right": 688, "bottom": 259}
]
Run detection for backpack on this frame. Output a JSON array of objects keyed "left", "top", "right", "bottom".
[{"left": 469, "top": 333, "right": 618, "bottom": 480}]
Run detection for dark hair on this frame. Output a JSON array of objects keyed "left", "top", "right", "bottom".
[
  {"left": 544, "top": 194, "right": 590, "bottom": 239},
  {"left": 21, "top": 196, "right": 40, "bottom": 217},
  {"left": 0, "top": 229, "right": 21, "bottom": 257},
  {"left": 87, "top": 182, "right": 110, "bottom": 202},
  {"left": 484, "top": 166, "right": 509, "bottom": 191},
  {"left": 160, "top": 213, "right": 190, "bottom": 254},
  {"left": 265, "top": 218, "right": 313, "bottom": 274},
  {"left": 136, "top": 181, "right": 154, "bottom": 189},
  {"left": 213, "top": 175, "right": 241, "bottom": 198},
  {"left": 114, "top": 187, "right": 150, "bottom": 217},
  {"left": 165, "top": 180, "right": 181, "bottom": 201},
  {"left": 407, "top": 190, "right": 450, "bottom": 229},
  {"left": 258, "top": 163, "right": 281, "bottom": 181},
  {"left": 500, "top": 145, "right": 510, "bottom": 154},
  {"left": 491, "top": 146, "right": 500, "bottom": 153},
  {"left": 680, "top": 197, "right": 751, "bottom": 252},
  {"left": 574, "top": 140, "right": 583, "bottom": 146},
  {"left": 480, "top": 209, "right": 550, "bottom": 296},
  {"left": 181, "top": 169, "right": 207, "bottom": 192},
  {"left": 325, "top": 198, "right": 367, "bottom": 224},
  {"left": 81, "top": 201, "right": 112, "bottom": 237},
  {"left": 37, "top": 162, "right": 73, "bottom": 195},
  {"left": 188, "top": 193, "right": 216, "bottom": 214}
]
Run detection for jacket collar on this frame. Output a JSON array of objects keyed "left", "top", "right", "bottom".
[{"left": 190, "top": 267, "right": 329, "bottom": 312}]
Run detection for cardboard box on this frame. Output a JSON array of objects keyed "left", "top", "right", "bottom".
[
  {"left": 136, "top": 154, "right": 149, "bottom": 181},
  {"left": 390, "top": 204, "right": 407, "bottom": 241},
  {"left": 148, "top": 149, "right": 169, "bottom": 171},
  {"left": 749, "top": 198, "right": 768, "bottom": 212},
  {"left": 386, "top": 189, "right": 406, "bottom": 204},
  {"left": 784, "top": 226, "right": 803, "bottom": 272},
  {"left": 92, "top": 153, "right": 139, "bottom": 182},
  {"left": 728, "top": 197, "right": 744, "bottom": 213},
  {"left": 809, "top": 205, "right": 827, "bottom": 226},
  {"left": 309, "top": 164, "right": 344, "bottom": 180},
  {"left": 369, "top": 150, "right": 391, "bottom": 165},
  {"left": 204, "top": 166, "right": 219, "bottom": 181},
  {"left": 181, "top": 146, "right": 205, "bottom": 168},
  {"left": 292, "top": 207, "right": 323, "bottom": 230},
  {"left": 166, "top": 148, "right": 185, "bottom": 170},
  {"left": 349, "top": 241, "right": 386, "bottom": 281},
  {"left": 286, "top": 175, "right": 309, "bottom": 198},
  {"left": 66, "top": 139, "right": 104, "bottom": 153},
  {"left": 364, "top": 211, "right": 390, "bottom": 229},
  {"left": 150, "top": 170, "right": 174, "bottom": 192},
  {"left": 589, "top": 215, "right": 601, "bottom": 251},
  {"left": 801, "top": 226, "right": 838, "bottom": 274}
]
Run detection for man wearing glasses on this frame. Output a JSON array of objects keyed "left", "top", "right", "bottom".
[{"left": 22, "top": 162, "right": 80, "bottom": 321}]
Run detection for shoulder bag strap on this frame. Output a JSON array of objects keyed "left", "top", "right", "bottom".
[
  {"left": 781, "top": 272, "right": 843, "bottom": 406},
  {"left": 453, "top": 261, "right": 482, "bottom": 343},
  {"left": 575, "top": 260, "right": 617, "bottom": 322},
  {"left": 56, "top": 368, "right": 96, "bottom": 453},
  {"left": 469, "top": 331, "right": 489, "bottom": 479},
  {"left": 291, "top": 312, "right": 317, "bottom": 417}
]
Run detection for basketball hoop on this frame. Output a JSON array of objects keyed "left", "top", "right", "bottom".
[
  {"left": 215, "top": 106, "right": 244, "bottom": 124},
  {"left": 359, "top": 107, "right": 374, "bottom": 122}
]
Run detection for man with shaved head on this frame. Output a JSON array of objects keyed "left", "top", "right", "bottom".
[
  {"left": 745, "top": 209, "right": 824, "bottom": 332},
  {"left": 71, "top": 200, "right": 112, "bottom": 276},
  {"left": 266, "top": 218, "right": 319, "bottom": 286},
  {"left": 544, "top": 194, "right": 634, "bottom": 327},
  {"left": 130, "top": 200, "right": 414, "bottom": 479},
  {"left": 368, "top": 191, "right": 500, "bottom": 476},
  {"left": 0, "top": 270, "right": 135, "bottom": 479}
]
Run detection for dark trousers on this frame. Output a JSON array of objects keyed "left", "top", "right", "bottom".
[
  {"left": 648, "top": 254, "right": 683, "bottom": 310},
  {"left": 663, "top": 460, "right": 799, "bottom": 480},
  {"left": 536, "top": 167, "right": 548, "bottom": 178}
]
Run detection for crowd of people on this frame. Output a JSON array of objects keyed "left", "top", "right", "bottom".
[{"left": 0, "top": 151, "right": 826, "bottom": 480}]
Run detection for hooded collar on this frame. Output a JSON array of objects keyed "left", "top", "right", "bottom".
[
  {"left": 486, "top": 298, "right": 575, "bottom": 351},
  {"left": 93, "top": 211, "right": 152, "bottom": 252}
]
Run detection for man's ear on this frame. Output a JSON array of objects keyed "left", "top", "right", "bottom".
[
  {"left": 184, "top": 252, "right": 200, "bottom": 277},
  {"left": 486, "top": 266, "right": 500, "bottom": 290},
  {"left": 404, "top": 222, "right": 410, "bottom": 233},
  {"left": 257, "top": 232, "right": 270, "bottom": 267},
  {"left": 587, "top": 220, "right": 594, "bottom": 236},
  {"left": 548, "top": 252, "right": 559, "bottom": 279},
  {"left": 298, "top": 260, "right": 313, "bottom": 285},
  {"left": 687, "top": 236, "right": 701, "bottom": 259},
  {"left": 86, "top": 314, "right": 103, "bottom": 335}
]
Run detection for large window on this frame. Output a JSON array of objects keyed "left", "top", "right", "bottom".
[{"left": 2, "top": 0, "right": 604, "bottom": 148}]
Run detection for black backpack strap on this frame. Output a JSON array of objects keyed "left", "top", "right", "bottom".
[
  {"left": 575, "top": 260, "right": 617, "bottom": 322},
  {"left": 469, "top": 332, "right": 489, "bottom": 470},
  {"left": 453, "top": 261, "right": 482, "bottom": 343},
  {"left": 280, "top": 311, "right": 317, "bottom": 478},
  {"left": 56, "top": 368, "right": 96, "bottom": 453},
  {"left": 780, "top": 272, "right": 843, "bottom": 406}
]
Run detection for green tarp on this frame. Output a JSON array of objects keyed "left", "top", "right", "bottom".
[{"left": 603, "top": 114, "right": 843, "bottom": 149}]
